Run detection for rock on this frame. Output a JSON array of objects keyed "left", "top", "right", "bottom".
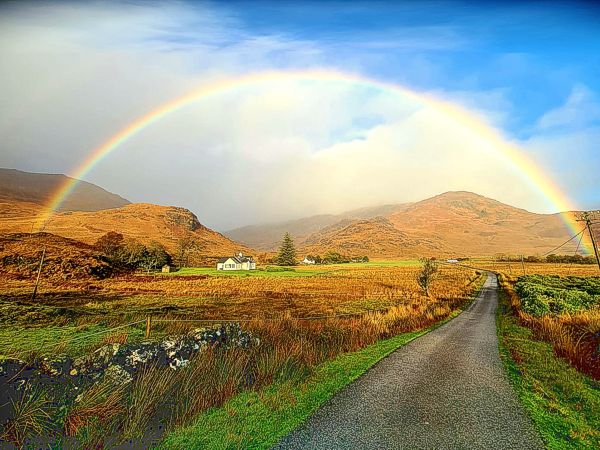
[{"left": 104, "top": 364, "right": 133, "bottom": 385}]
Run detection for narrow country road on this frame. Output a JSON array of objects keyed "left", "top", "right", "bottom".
[{"left": 274, "top": 274, "right": 544, "bottom": 450}]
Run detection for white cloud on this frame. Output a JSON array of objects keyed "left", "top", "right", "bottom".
[
  {"left": 536, "top": 84, "right": 600, "bottom": 131},
  {"left": 0, "top": 1, "right": 587, "bottom": 230}
]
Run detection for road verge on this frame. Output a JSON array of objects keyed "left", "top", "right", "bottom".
[{"left": 496, "top": 280, "right": 600, "bottom": 449}]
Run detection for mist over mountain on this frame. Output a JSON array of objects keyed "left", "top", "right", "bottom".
[{"left": 227, "top": 191, "right": 585, "bottom": 258}]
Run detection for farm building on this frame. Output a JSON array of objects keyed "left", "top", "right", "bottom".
[
  {"left": 302, "top": 257, "right": 316, "bottom": 265},
  {"left": 216, "top": 253, "right": 256, "bottom": 271}
]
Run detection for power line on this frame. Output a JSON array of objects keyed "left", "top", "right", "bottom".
[
  {"left": 576, "top": 212, "right": 600, "bottom": 271},
  {"left": 541, "top": 227, "right": 586, "bottom": 257},
  {"left": 567, "top": 230, "right": 585, "bottom": 276}
]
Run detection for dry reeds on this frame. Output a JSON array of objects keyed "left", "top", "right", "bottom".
[
  {"left": 123, "top": 364, "right": 176, "bottom": 438},
  {"left": 64, "top": 379, "right": 125, "bottom": 437},
  {"left": 1, "top": 385, "right": 53, "bottom": 448}
]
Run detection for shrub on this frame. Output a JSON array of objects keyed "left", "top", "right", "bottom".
[{"left": 515, "top": 275, "right": 600, "bottom": 317}]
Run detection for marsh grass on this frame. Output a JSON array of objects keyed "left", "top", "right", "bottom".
[
  {"left": 123, "top": 364, "right": 175, "bottom": 439},
  {"left": 1, "top": 266, "right": 485, "bottom": 446},
  {"left": 1, "top": 385, "right": 53, "bottom": 448},
  {"left": 64, "top": 378, "right": 125, "bottom": 437}
]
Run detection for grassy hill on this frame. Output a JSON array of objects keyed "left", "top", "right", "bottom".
[
  {"left": 302, "top": 216, "right": 441, "bottom": 258},
  {"left": 0, "top": 201, "right": 253, "bottom": 264},
  {"left": 0, "top": 168, "right": 254, "bottom": 263},
  {"left": 228, "top": 191, "right": 588, "bottom": 258},
  {"left": 1, "top": 169, "right": 591, "bottom": 260}
]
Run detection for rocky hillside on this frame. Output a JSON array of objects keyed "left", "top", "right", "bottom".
[
  {"left": 0, "top": 202, "right": 252, "bottom": 263},
  {"left": 385, "top": 191, "right": 581, "bottom": 257}
]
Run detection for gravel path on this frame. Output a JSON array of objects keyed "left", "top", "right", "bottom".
[{"left": 274, "top": 274, "right": 544, "bottom": 450}]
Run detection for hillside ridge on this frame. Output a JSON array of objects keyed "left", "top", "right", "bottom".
[{"left": 0, "top": 168, "right": 130, "bottom": 212}]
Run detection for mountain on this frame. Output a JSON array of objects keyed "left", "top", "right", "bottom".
[
  {"left": 229, "top": 191, "right": 589, "bottom": 258},
  {"left": 302, "top": 216, "right": 441, "bottom": 258},
  {"left": 1, "top": 168, "right": 590, "bottom": 260},
  {"left": 0, "top": 169, "right": 252, "bottom": 263},
  {"left": 0, "top": 168, "right": 130, "bottom": 212},
  {"left": 225, "top": 203, "right": 411, "bottom": 251},
  {"left": 0, "top": 202, "right": 252, "bottom": 263},
  {"left": 384, "top": 191, "right": 580, "bottom": 257}
]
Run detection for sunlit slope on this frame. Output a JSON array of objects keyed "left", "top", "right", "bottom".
[
  {"left": 0, "top": 201, "right": 251, "bottom": 259},
  {"left": 225, "top": 204, "right": 412, "bottom": 251},
  {"left": 385, "top": 191, "right": 580, "bottom": 257},
  {"left": 302, "top": 216, "right": 441, "bottom": 258},
  {"left": 284, "top": 192, "right": 582, "bottom": 258}
]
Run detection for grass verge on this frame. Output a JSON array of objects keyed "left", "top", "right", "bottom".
[
  {"left": 496, "top": 287, "right": 600, "bottom": 449},
  {"left": 158, "top": 291, "right": 477, "bottom": 450}
]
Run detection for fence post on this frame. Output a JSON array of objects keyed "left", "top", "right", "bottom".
[
  {"left": 145, "top": 316, "right": 152, "bottom": 339},
  {"left": 31, "top": 247, "right": 46, "bottom": 301}
]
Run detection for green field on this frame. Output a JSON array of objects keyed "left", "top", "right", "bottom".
[
  {"left": 157, "top": 260, "right": 420, "bottom": 278},
  {"left": 158, "top": 266, "right": 330, "bottom": 277}
]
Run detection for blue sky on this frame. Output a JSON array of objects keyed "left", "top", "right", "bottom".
[
  {"left": 0, "top": 0, "right": 598, "bottom": 227},
  {"left": 224, "top": 0, "right": 600, "bottom": 132}
]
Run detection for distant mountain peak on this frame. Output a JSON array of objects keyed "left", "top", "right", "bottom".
[{"left": 0, "top": 167, "right": 130, "bottom": 212}]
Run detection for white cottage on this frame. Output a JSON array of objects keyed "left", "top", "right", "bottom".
[{"left": 216, "top": 253, "right": 256, "bottom": 271}]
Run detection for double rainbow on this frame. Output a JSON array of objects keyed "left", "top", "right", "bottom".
[{"left": 36, "top": 69, "right": 591, "bottom": 254}]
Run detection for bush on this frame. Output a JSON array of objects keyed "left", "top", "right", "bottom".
[
  {"left": 515, "top": 275, "right": 600, "bottom": 317},
  {"left": 264, "top": 266, "right": 295, "bottom": 272}
]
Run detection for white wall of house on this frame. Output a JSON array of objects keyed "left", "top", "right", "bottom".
[
  {"left": 241, "top": 261, "right": 256, "bottom": 270},
  {"left": 217, "top": 257, "right": 256, "bottom": 270}
]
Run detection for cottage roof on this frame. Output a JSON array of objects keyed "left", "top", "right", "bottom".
[{"left": 218, "top": 255, "right": 254, "bottom": 264}]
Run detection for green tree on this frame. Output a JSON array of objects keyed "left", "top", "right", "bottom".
[
  {"left": 139, "top": 242, "right": 171, "bottom": 272},
  {"left": 120, "top": 240, "right": 147, "bottom": 268},
  {"left": 175, "top": 231, "right": 201, "bottom": 267},
  {"left": 322, "top": 251, "right": 349, "bottom": 264},
  {"left": 94, "top": 231, "right": 124, "bottom": 262},
  {"left": 276, "top": 232, "right": 297, "bottom": 266}
]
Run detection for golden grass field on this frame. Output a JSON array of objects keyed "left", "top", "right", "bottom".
[
  {"left": 1, "top": 262, "right": 485, "bottom": 446},
  {"left": 470, "top": 260, "right": 600, "bottom": 277},
  {"left": 1, "top": 263, "right": 479, "bottom": 326}
]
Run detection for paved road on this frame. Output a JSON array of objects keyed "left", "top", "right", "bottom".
[{"left": 275, "top": 274, "right": 544, "bottom": 450}]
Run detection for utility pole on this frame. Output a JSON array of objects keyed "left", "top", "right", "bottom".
[
  {"left": 577, "top": 211, "right": 600, "bottom": 271},
  {"left": 31, "top": 247, "right": 46, "bottom": 301}
]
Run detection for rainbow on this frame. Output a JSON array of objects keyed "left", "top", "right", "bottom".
[{"left": 36, "top": 69, "right": 592, "bottom": 254}]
